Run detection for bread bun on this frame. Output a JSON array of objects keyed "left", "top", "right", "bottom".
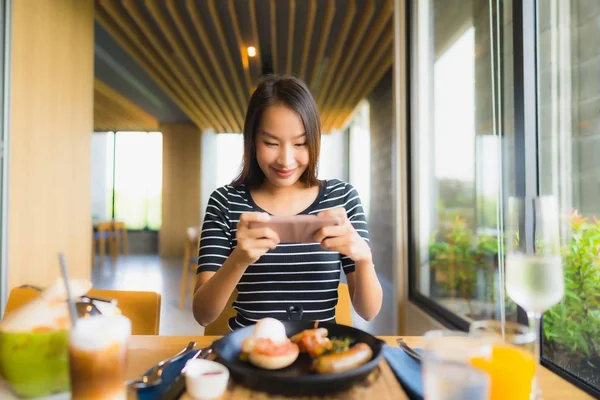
[{"left": 248, "top": 342, "right": 299, "bottom": 370}]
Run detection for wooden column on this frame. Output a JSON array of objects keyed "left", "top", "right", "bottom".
[
  {"left": 7, "top": 0, "right": 94, "bottom": 288},
  {"left": 160, "top": 124, "right": 202, "bottom": 257}
]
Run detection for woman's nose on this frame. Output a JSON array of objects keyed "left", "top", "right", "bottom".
[{"left": 277, "top": 145, "right": 294, "bottom": 166}]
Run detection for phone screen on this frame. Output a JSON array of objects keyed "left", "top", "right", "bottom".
[{"left": 248, "top": 215, "right": 340, "bottom": 243}]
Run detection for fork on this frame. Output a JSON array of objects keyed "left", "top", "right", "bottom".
[
  {"left": 127, "top": 341, "right": 197, "bottom": 389},
  {"left": 396, "top": 338, "right": 422, "bottom": 363}
]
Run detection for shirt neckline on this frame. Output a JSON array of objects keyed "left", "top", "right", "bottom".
[{"left": 244, "top": 179, "right": 327, "bottom": 216}]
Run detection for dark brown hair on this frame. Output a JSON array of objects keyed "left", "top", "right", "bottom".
[{"left": 231, "top": 75, "right": 321, "bottom": 188}]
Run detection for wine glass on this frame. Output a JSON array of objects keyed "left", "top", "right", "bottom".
[{"left": 505, "top": 196, "right": 565, "bottom": 399}]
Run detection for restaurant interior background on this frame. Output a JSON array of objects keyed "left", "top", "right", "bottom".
[{"left": 0, "top": 0, "right": 597, "bottom": 397}]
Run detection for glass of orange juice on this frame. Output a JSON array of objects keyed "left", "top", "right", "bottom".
[{"left": 469, "top": 320, "right": 536, "bottom": 400}]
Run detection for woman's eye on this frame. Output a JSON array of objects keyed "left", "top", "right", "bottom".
[
  {"left": 294, "top": 142, "right": 307, "bottom": 147},
  {"left": 264, "top": 141, "right": 277, "bottom": 147}
]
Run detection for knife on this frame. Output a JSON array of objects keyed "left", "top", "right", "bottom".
[{"left": 159, "top": 347, "right": 214, "bottom": 400}]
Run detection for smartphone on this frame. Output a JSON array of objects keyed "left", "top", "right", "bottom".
[{"left": 248, "top": 215, "right": 341, "bottom": 243}]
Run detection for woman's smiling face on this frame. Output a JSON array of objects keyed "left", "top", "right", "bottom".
[{"left": 255, "top": 103, "right": 310, "bottom": 188}]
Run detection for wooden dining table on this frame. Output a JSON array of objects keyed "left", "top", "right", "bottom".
[{"left": 125, "top": 335, "right": 593, "bottom": 399}]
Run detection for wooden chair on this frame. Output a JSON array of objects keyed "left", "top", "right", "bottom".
[
  {"left": 336, "top": 283, "right": 353, "bottom": 326},
  {"left": 92, "top": 221, "right": 115, "bottom": 265},
  {"left": 4, "top": 286, "right": 162, "bottom": 335},
  {"left": 112, "top": 221, "right": 129, "bottom": 257},
  {"left": 180, "top": 227, "right": 201, "bottom": 309},
  {"left": 204, "top": 283, "right": 354, "bottom": 336}
]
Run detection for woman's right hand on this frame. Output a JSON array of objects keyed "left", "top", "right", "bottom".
[{"left": 232, "top": 212, "right": 280, "bottom": 267}]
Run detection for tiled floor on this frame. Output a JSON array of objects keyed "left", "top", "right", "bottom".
[{"left": 91, "top": 255, "right": 396, "bottom": 336}]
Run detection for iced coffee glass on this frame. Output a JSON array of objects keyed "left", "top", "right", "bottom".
[{"left": 69, "top": 315, "right": 131, "bottom": 400}]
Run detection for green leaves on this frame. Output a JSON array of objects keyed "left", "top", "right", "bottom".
[
  {"left": 428, "top": 216, "right": 499, "bottom": 314},
  {"left": 430, "top": 209, "right": 600, "bottom": 370},
  {"left": 544, "top": 211, "right": 600, "bottom": 367}
]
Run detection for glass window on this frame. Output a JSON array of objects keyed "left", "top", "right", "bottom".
[
  {"left": 91, "top": 132, "right": 115, "bottom": 222},
  {"left": 319, "top": 128, "right": 349, "bottom": 182},
  {"left": 410, "top": 0, "right": 599, "bottom": 395},
  {"left": 537, "top": 0, "right": 600, "bottom": 392},
  {"left": 90, "top": 131, "right": 163, "bottom": 230},
  {"left": 349, "top": 100, "right": 371, "bottom": 220},
  {"left": 214, "top": 133, "right": 244, "bottom": 188},
  {"left": 410, "top": 0, "right": 517, "bottom": 324}
]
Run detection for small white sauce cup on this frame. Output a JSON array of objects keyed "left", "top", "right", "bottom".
[{"left": 184, "top": 359, "right": 230, "bottom": 399}]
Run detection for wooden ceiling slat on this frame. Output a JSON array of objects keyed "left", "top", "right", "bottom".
[
  {"left": 100, "top": 0, "right": 215, "bottom": 129},
  {"left": 298, "top": 0, "right": 317, "bottom": 81},
  {"left": 203, "top": 0, "right": 249, "bottom": 121},
  {"left": 94, "top": 103, "right": 155, "bottom": 131},
  {"left": 331, "top": 45, "right": 394, "bottom": 131},
  {"left": 315, "top": 0, "right": 357, "bottom": 107},
  {"left": 94, "top": 79, "right": 154, "bottom": 120},
  {"left": 94, "top": 78, "right": 159, "bottom": 129},
  {"left": 269, "top": 0, "right": 278, "bottom": 74},
  {"left": 286, "top": 0, "right": 295, "bottom": 75},
  {"left": 96, "top": 0, "right": 394, "bottom": 133},
  {"left": 228, "top": 0, "right": 253, "bottom": 96},
  {"left": 147, "top": 2, "right": 236, "bottom": 132},
  {"left": 176, "top": 0, "right": 243, "bottom": 131},
  {"left": 332, "top": 22, "right": 394, "bottom": 122},
  {"left": 95, "top": 5, "right": 208, "bottom": 129},
  {"left": 335, "top": 52, "right": 394, "bottom": 130},
  {"left": 121, "top": 0, "right": 229, "bottom": 132},
  {"left": 322, "top": 3, "right": 393, "bottom": 130},
  {"left": 94, "top": 78, "right": 159, "bottom": 131},
  {"left": 323, "top": 28, "right": 393, "bottom": 132},
  {"left": 308, "top": 0, "right": 335, "bottom": 90},
  {"left": 145, "top": 0, "right": 237, "bottom": 133},
  {"left": 320, "top": 1, "right": 375, "bottom": 120},
  {"left": 248, "top": 0, "right": 262, "bottom": 79}
]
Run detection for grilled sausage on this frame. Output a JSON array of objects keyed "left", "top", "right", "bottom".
[{"left": 312, "top": 342, "right": 373, "bottom": 374}]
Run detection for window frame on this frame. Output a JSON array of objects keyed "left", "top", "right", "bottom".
[{"left": 405, "top": 0, "right": 600, "bottom": 397}]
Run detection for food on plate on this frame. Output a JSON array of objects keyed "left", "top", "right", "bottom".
[
  {"left": 241, "top": 318, "right": 299, "bottom": 370},
  {"left": 328, "top": 337, "right": 353, "bottom": 353},
  {"left": 239, "top": 318, "right": 373, "bottom": 374},
  {"left": 290, "top": 326, "right": 332, "bottom": 358},
  {"left": 312, "top": 343, "right": 373, "bottom": 374},
  {"left": 291, "top": 322, "right": 372, "bottom": 374}
]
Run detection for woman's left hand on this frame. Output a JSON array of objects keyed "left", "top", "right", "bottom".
[{"left": 313, "top": 208, "right": 372, "bottom": 263}]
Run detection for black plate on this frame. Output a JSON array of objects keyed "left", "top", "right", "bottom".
[{"left": 212, "top": 321, "right": 385, "bottom": 395}]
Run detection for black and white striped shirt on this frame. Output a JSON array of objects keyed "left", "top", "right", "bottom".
[{"left": 197, "top": 179, "right": 370, "bottom": 330}]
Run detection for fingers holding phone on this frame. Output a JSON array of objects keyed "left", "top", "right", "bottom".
[
  {"left": 314, "top": 207, "right": 351, "bottom": 243},
  {"left": 233, "top": 212, "right": 280, "bottom": 266},
  {"left": 314, "top": 208, "right": 371, "bottom": 263}
]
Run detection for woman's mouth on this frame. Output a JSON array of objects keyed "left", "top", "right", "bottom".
[{"left": 272, "top": 167, "right": 296, "bottom": 178}]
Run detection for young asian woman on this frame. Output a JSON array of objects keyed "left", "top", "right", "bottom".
[{"left": 192, "top": 75, "right": 383, "bottom": 330}]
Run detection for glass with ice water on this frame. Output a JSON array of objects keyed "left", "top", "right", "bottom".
[
  {"left": 69, "top": 315, "right": 131, "bottom": 400},
  {"left": 423, "top": 331, "right": 490, "bottom": 400},
  {"left": 506, "top": 196, "right": 565, "bottom": 399}
]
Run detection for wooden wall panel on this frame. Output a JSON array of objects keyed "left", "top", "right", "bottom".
[
  {"left": 159, "top": 124, "right": 202, "bottom": 257},
  {"left": 8, "top": 0, "right": 94, "bottom": 288}
]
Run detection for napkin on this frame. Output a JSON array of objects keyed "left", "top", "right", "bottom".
[
  {"left": 383, "top": 345, "right": 424, "bottom": 400},
  {"left": 137, "top": 351, "right": 199, "bottom": 400}
]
